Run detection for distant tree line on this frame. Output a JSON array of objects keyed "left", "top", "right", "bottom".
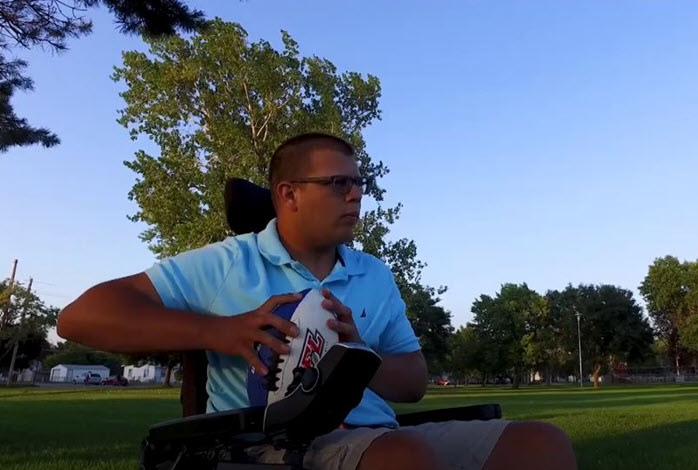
[{"left": 446, "top": 256, "right": 698, "bottom": 388}]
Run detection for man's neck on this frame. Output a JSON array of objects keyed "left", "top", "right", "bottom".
[{"left": 277, "top": 224, "right": 338, "bottom": 281}]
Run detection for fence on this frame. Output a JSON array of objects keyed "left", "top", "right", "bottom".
[{"left": 611, "top": 366, "right": 697, "bottom": 385}]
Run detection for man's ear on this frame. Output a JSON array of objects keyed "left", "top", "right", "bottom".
[{"left": 276, "top": 182, "right": 299, "bottom": 212}]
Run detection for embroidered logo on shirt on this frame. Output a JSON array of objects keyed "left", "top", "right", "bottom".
[{"left": 360, "top": 308, "right": 367, "bottom": 318}]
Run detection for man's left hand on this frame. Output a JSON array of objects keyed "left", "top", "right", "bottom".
[
  {"left": 322, "top": 288, "right": 362, "bottom": 343},
  {"left": 322, "top": 288, "right": 427, "bottom": 403}
]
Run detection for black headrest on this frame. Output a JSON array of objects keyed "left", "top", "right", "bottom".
[{"left": 224, "top": 178, "right": 276, "bottom": 234}]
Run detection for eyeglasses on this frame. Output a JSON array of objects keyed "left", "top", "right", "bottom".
[{"left": 290, "top": 175, "right": 372, "bottom": 196}]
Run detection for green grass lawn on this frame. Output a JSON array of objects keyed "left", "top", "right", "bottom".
[{"left": 1, "top": 383, "right": 697, "bottom": 469}]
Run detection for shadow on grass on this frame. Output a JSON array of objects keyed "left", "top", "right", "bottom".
[
  {"left": 0, "top": 397, "right": 180, "bottom": 469},
  {"left": 0, "top": 443, "right": 140, "bottom": 469},
  {"left": 427, "top": 383, "right": 698, "bottom": 394},
  {"left": 0, "top": 389, "right": 109, "bottom": 399},
  {"left": 393, "top": 386, "right": 698, "bottom": 429},
  {"left": 410, "top": 384, "right": 698, "bottom": 407},
  {"left": 0, "top": 386, "right": 179, "bottom": 400},
  {"left": 399, "top": 394, "right": 698, "bottom": 414},
  {"left": 573, "top": 419, "right": 698, "bottom": 470}
]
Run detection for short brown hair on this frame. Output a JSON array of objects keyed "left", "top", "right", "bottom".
[{"left": 268, "top": 132, "right": 355, "bottom": 192}]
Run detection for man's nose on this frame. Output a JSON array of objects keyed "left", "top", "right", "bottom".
[{"left": 345, "top": 183, "right": 362, "bottom": 202}]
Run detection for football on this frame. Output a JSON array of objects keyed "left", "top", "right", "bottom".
[{"left": 247, "top": 288, "right": 339, "bottom": 407}]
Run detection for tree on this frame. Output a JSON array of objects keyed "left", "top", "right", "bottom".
[
  {"left": 0, "top": 279, "right": 58, "bottom": 334},
  {"left": 1, "top": 58, "right": 60, "bottom": 152},
  {"left": 348, "top": 201, "right": 453, "bottom": 370},
  {"left": 113, "top": 20, "right": 385, "bottom": 258},
  {"left": 402, "top": 283, "right": 453, "bottom": 375},
  {"left": 639, "top": 256, "right": 698, "bottom": 373},
  {"left": 521, "top": 298, "right": 559, "bottom": 385},
  {"left": 112, "top": 20, "right": 452, "bottom": 368},
  {"left": 0, "top": 0, "right": 206, "bottom": 153},
  {"left": 469, "top": 283, "right": 546, "bottom": 388},
  {"left": 0, "top": 329, "right": 50, "bottom": 371},
  {"left": 43, "top": 341, "right": 122, "bottom": 375},
  {"left": 0, "top": 279, "right": 58, "bottom": 374},
  {"left": 547, "top": 284, "right": 654, "bottom": 388},
  {"left": 449, "top": 325, "right": 488, "bottom": 385}
]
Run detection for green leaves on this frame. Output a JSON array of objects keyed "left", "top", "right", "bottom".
[
  {"left": 640, "top": 256, "right": 698, "bottom": 357},
  {"left": 113, "top": 20, "right": 387, "bottom": 257},
  {"left": 548, "top": 285, "right": 654, "bottom": 373},
  {"left": 0, "top": 279, "right": 59, "bottom": 371},
  {"left": 449, "top": 325, "right": 483, "bottom": 380},
  {"left": 0, "top": 58, "right": 60, "bottom": 153},
  {"left": 469, "top": 284, "right": 546, "bottom": 385},
  {"left": 403, "top": 283, "right": 453, "bottom": 374},
  {"left": 457, "top": 283, "right": 653, "bottom": 387},
  {"left": 0, "top": 280, "right": 58, "bottom": 342},
  {"left": 1, "top": 0, "right": 207, "bottom": 154}
]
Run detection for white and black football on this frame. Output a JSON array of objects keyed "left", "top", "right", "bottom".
[{"left": 247, "top": 288, "right": 339, "bottom": 407}]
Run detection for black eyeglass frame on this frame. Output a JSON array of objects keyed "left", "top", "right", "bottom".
[{"left": 289, "top": 175, "right": 373, "bottom": 195}]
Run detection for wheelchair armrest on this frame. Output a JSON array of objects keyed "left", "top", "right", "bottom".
[
  {"left": 396, "top": 404, "right": 502, "bottom": 427},
  {"left": 142, "top": 408, "right": 271, "bottom": 470},
  {"left": 147, "top": 406, "right": 266, "bottom": 444},
  {"left": 264, "top": 342, "right": 381, "bottom": 443}
]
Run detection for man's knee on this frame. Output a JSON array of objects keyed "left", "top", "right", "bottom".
[
  {"left": 358, "top": 430, "right": 446, "bottom": 470},
  {"left": 485, "top": 421, "right": 576, "bottom": 470},
  {"left": 510, "top": 421, "right": 573, "bottom": 451}
]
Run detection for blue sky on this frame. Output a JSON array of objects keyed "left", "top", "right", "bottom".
[{"left": 3, "top": 1, "right": 698, "bottom": 343}]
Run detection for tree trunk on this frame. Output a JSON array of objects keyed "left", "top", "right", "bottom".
[
  {"left": 592, "top": 363, "right": 602, "bottom": 388},
  {"left": 546, "top": 366, "right": 552, "bottom": 386},
  {"left": 512, "top": 369, "right": 521, "bottom": 389},
  {"left": 671, "top": 328, "right": 681, "bottom": 375},
  {"left": 164, "top": 362, "right": 174, "bottom": 387},
  {"left": 482, "top": 372, "right": 487, "bottom": 387}
]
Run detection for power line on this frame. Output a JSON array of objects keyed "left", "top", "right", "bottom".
[
  {"left": 33, "top": 288, "right": 70, "bottom": 296},
  {"left": 31, "top": 280, "right": 60, "bottom": 287},
  {"left": 34, "top": 291, "right": 72, "bottom": 300}
]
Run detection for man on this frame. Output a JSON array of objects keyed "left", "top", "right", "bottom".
[{"left": 58, "top": 133, "right": 576, "bottom": 470}]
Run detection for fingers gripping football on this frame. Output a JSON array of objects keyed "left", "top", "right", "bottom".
[
  {"left": 205, "top": 293, "right": 302, "bottom": 376},
  {"left": 322, "top": 288, "right": 362, "bottom": 343}
]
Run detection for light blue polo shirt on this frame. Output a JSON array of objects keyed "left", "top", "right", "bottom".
[{"left": 145, "top": 218, "right": 420, "bottom": 428}]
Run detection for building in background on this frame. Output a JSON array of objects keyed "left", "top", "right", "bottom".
[
  {"left": 123, "top": 363, "right": 177, "bottom": 384},
  {"left": 49, "top": 364, "right": 110, "bottom": 383}
]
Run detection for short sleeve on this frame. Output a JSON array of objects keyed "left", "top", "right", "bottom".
[
  {"left": 145, "top": 240, "right": 237, "bottom": 313},
  {"left": 378, "top": 278, "right": 421, "bottom": 355}
]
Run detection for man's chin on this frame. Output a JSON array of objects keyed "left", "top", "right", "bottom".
[{"left": 334, "top": 227, "right": 356, "bottom": 245}]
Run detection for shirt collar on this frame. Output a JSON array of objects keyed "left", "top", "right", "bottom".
[{"left": 257, "top": 218, "right": 364, "bottom": 277}]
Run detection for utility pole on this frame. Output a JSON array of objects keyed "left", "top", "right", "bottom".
[
  {"left": 576, "top": 310, "right": 583, "bottom": 389},
  {"left": 7, "top": 277, "right": 32, "bottom": 385},
  {"left": 1, "top": 259, "right": 18, "bottom": 335}
]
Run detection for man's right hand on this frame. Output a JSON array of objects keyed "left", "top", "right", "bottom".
[
  {"left": 58, "top": 273, "right": 302, "bottom": 375},
  {"left": 203, "top": 293, "right": 302, "bottom": 375}
]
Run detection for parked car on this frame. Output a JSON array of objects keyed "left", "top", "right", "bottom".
[
  {"left": 435, "top": 379, "right": 451, "bottom": 386},
  {"left": 83, "top": 373, "right": 102, "bottom": 385},
  {"left": 101, "top": 376, "right": 129, "bottom": 386}
]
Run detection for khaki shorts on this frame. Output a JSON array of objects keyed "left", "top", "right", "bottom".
[{"left": 247, "top": 419, "right": 511, "bottom": 470}]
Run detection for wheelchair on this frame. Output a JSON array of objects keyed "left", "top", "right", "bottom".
[{"left": 139, "top": 179, "right": 502, "bottom": 470}]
